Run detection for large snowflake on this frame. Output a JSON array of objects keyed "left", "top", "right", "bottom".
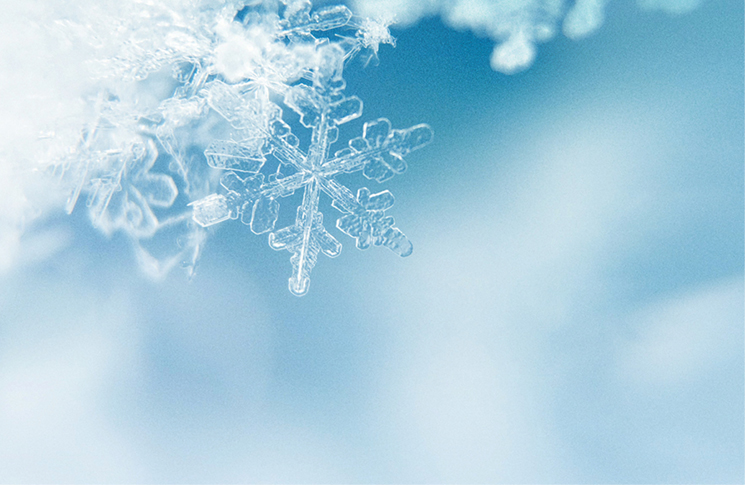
[{"left": 57, "top": 0, "right": 432, "bottom": 295}]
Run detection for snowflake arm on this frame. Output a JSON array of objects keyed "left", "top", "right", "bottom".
[
  {"left": 321, "top": 119, "right": 433, "bottom": 180},
  {"left": 268, "top": 179, "right": 341, "bottom": 296},
  {"left": 317, "top": 177, "right": 412, "bottom": 256},
  {"left": 204, "top": 139, "right": 269, "bottom": 173},
  {"left": 191, "top": 171, "right": 310, "bottom": 231}
]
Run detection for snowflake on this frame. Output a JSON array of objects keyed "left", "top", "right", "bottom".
[
  {"left": 56, "top": 0, "right": 432, "bottom": 294},
  {"left": 191, "top": 74, "right": 431, "bottom": 295}
]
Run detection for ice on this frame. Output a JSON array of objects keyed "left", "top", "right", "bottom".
[
  {"left": 356, "top": 18, "right": 396, "bottom": 55},
  {"left": 328, "top": 97, "right": 364, "bottom": 125},
  {"left": 191, "top": 76, "right": 430, "bottom": 294},
  {"left": 323, "top": 120, "right": 433, "bottom": 179},
  {"left": 250, "top": 196, "right": 281, "bottom": 234},
  {"left": 268, "top": 182, "right": 343, "bottom": 296},
  {"left": 204, "top": 80, "right": 278, "bottom": 131},
  {"left": 83, "top": 140, "right": 179, "bottom": 239},
  {"left": 50, "top": 0, "right": 432, "bottom": 293},
  {"left": 204, "top": 140, "right": 267, "bottom": 173},
  {"left": 191, "top": 194, "right": 233, "bottom": 227},
  {"left": 192, "top": 102, "right": 430, "bottom": 294},
  {"left": 278, "top": 2, "right": 353, "bottom": 35},
  {"left": 310, "top": 6, "right": 354, "bottom": 31}
]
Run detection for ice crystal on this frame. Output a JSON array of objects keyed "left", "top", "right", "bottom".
[{"left": 56, "top": 0, "right": 432, "bottom": 295}]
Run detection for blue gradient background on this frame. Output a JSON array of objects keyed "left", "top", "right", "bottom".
[{"left": 0, "top": 0, "right": 742, "bottom": 482}]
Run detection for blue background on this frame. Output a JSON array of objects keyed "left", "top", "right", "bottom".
[{"left": 0, "top": 0, "right": 742, "bottom": 482}]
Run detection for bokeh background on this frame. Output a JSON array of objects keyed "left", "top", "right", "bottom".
[{"left": 0, "top": 0, "right": 743, "bottom": 482}]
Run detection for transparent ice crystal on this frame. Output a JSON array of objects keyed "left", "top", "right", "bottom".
[{"left": 55, "top": 0, "right": 432, "bottom": 295}]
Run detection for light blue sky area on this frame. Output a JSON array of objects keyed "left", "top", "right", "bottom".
[{"left": 0, "top": 0, "right": 742, "bottom": 483}]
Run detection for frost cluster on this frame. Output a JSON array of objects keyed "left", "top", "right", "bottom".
[{"left": 47, "top": 0, "right": 431, "bottom": 295}]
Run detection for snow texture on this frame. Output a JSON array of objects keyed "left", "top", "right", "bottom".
[{"left": 48, "top": 0, "right": 431, "bottom": 295}]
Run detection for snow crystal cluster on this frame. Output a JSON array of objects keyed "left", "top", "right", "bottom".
[{"left": 52, "top": 0, "right": 432, "bottom": 295}]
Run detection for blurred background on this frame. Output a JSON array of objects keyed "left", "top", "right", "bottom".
[{"left": 0, "top": 0, "right": 742, "bottom": 482}]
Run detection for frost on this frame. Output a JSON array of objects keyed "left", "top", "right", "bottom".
[{"left": 50, "top": 0, "right": 431, "bottom": 294}]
